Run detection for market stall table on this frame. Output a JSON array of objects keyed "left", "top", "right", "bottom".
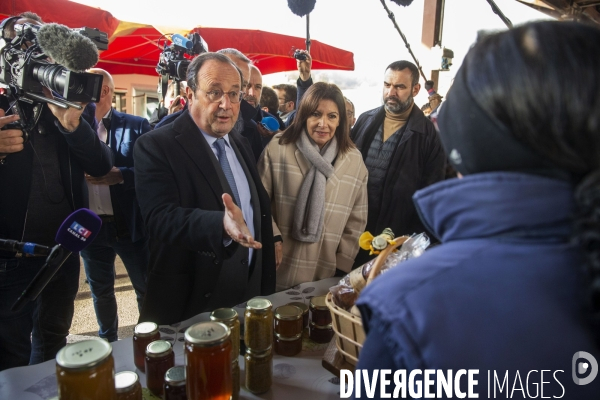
[{"left": 0, "top": 278, "right": 342, "bottom": 399}]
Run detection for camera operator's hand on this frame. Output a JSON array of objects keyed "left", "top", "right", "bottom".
[
  {"left": 85, "top": 167, "right": 124, "bottom": 185},
  {"left": 169, "top": 96, "right": 184, "bottom": 115},
  {"left": 297, "top": 50, "right": 312, "bottom": 82},
  {"left": 0, "top": 110, "right": 24, "bottom": 159},
  {"left": 42, "top": 87, "right": 86, "bottom": 132}
]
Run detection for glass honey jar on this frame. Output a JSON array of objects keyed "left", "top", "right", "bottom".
[
  {"left": 244, "top": 298, "right": 273, "bottom": 351},
  {"left": 232, "top": 359, "right": 240, "bottom": 400},
  {"left": 210, "top": 308, "right": 240, "bottom": 360},
  {"left": 309, "top": 295, "right": 332, "bottom": 326},
  {"left": 185, "top": 321, "right": 232, "bottom": 400},
  {"left": 287, "top": 301, "right": 309, "bottom": 328},
  {"left": 164, "top": 365, "right": 187, "bottom": 400},
  {"left": 115, "top": 371, "right": 142, "bottom": 400},
  {"left": 274, "top": 305, "right": 303, "bottom": 337},
  {"left": 274, "top": 332, "right": 302, "bottom": 356},
  {"left": 309, "top": 321, "right": 334, "bottom": 344},
  {"left": 244, "top": 347, "right": 273, "bottom": 394},
  {"left": 55, "top": 339, "right": 116, "bottom": 400},
  {"left": 133, "top": 322, "right": 160, "bottom": 372},
  {"left": 145, "top": 340, "right": 175, "bottom": 397}
]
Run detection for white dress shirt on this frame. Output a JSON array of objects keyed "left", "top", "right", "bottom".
[{"left": 87, "top": 111, "right": 114, "bottom": 216}]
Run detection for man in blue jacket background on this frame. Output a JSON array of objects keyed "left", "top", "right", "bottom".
[{"left": 81, "top": 68, "right": 150, "bottom": 342}]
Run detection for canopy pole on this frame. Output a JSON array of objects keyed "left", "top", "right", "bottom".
[
  {"left": 484, "top": 0, "right": 513, "bottom": 28},
  {"left": 379, "top": 0, "right": 427, "bottom": 82},
  {"left": 306, "top": 13, "right": 311, "bottom": 52}
]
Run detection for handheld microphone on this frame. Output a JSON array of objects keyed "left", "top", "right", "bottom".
[
  {"left": 260, "top": 117, "right": 280, "bottom": 134},
  {"left": 172, "top": 34, "right": 193, "bottom": 50},
  {"left": 11, "top": 209, "right": 101, "bottom": 312},
  {"left": 37, "top": 23, "right": 99, "bottom": 72},
  {"left": 0, "top": 239, "right": 51, "bottom": 257}
]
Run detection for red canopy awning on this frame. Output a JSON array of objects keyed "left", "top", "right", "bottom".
[
  {"left": 191, "top": 27, "right": 355, "bottom": 75},
  {"left": 1, "top": 2, "right": 354, "bottom": 76},
  {"left": 0, "top": 0, "right": 119, "bottom": 38},
  {"left": 96, "top": 25, "right": 354, "bottom": 76}
]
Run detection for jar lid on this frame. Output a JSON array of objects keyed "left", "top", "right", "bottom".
[
  {"left": 275, "top": 332, "right": 303, "bottom": 341},
  {"left": 210, "top": 308, "right": 238, "bottom": 323},
  {"left": 134, "top": 322, "right": 159, "bottom": 337},
  {"left": 56, "top": 339, "right": 112, "bottom": 370},
  {"left": 309, "top": 295, "right": 328, "bottom": 310},
  {"left": 246, "top": 298, "right": 272, "bottom": 312},
  {"left": 246, "top": 346, "right": 272, "bottom": 358},
  {"left": 165, "top": 365, "right": 186, "bottom": 386},
  {"left": 275, "top": 305, "right": 302, "bottom": 321},
  {"left": 287, "top": 301, "right": 309, "bottom": 314},
  {"left": 146, "top": 340, "right": 172, "bottom": 357},
  {"left": 115, "top": 371, "right": 139, "bottom": 393},
  {"left": 310, "top": 321, "right": 333, "bottom": 330},
  {"left": 185, "top": 321, "right": 230, "bottom": 346}
]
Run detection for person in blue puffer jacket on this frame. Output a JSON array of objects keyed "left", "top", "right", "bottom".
[{"left": 355, "top": 21, "right": 600, "bottom": 399}]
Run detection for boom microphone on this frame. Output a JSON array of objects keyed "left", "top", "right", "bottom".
[
  {"left": 390, "top": 0, "right": 414, "bottom": 5},
  {"left": 287, "top": 0, "right": 316, "bottom": 16},
  {"left": 37, "top": 23, "right": 99, "bottom": 72},
  {"left": 0, "top": 239, "right": 51, "bottom": 257},
  {"left": 11, "top": 209, "right": 101, "bottom": 312}
]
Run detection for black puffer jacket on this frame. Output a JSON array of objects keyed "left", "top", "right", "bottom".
[{"left": 350, "top": 105, "right": 446, "bottom": 265}]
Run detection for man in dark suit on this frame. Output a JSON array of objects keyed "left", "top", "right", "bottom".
[
  {"left": 81, "top": 69, "right": 150, "bottom": 341},
  {"left": 134, "top": 53, "right": 276, "bottom": 325}
]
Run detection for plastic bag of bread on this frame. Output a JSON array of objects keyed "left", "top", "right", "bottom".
[{"left": 330, "top": 232, "right": 430, "bottom": 310}]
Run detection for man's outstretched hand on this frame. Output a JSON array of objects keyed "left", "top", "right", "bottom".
[{"left": 222, "top": 193, "right": 262, "bottom": 249}]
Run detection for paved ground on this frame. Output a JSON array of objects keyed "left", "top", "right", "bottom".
[{"left": 68, "top": 256, "right": 140, "bottom": 343}]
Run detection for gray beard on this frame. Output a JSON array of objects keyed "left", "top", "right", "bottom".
[{"left": 384, "top": 96, "right": 413, "bottom": 114}]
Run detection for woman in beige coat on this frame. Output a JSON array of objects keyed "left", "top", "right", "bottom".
[{"left": 258, "top": 82, "right": 368, "bottom": 290}]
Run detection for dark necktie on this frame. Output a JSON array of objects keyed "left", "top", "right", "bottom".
[{"left": 214, "top": 138, "right": 241, "bottom": 207}]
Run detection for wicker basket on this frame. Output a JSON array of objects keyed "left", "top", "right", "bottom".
[{"left": 326, "top": 236, "right": 408, "bottom": 366}]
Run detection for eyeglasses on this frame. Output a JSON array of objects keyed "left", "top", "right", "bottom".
[{"left": 198, "top": 89, "right": 244, "bottom": 103}]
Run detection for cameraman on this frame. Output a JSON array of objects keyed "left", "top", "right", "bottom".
[{"left": 0, "top": 13, "right": 113, "bottom": 371}]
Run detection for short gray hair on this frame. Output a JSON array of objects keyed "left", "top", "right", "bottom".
[
  {"left": 217, "top": 48, "right": 251, "bottom": 64},
  {"left": 186, "top": 52, "right": 243, "bottom": 92}
]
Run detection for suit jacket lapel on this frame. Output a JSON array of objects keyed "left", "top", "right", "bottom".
[
  {"left": 173, "top": 112, "right": 226, "bottom": 205},
  {"left": 109, "top": 110, "right": 125, "bottom": 150}
]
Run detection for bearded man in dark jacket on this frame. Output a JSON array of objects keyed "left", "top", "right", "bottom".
[{"left": 351, "top": 60, "right": 446, "bottom": 267}]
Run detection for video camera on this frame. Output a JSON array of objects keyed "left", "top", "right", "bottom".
[
  {"left": 0, "top": 18, "right": 106, "bottom": 109},
  {"left": 156, "top": 32, "right": 207, "bottom": 82},
  {"left": 293, "top": 49, "right": 307, "bottom": 61},
  {"left": 155, "top": 32, "right": 207, "bottom": 107}
]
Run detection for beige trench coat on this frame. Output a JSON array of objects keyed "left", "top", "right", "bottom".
[{"left": 258, "top": 134, "right": 368, "bottom": 290}]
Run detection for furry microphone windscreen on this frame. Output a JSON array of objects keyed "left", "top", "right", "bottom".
[
  {"left": 288, "top": 0, "right": 316, "bottom": 16},
  {"left": 390, "top": 0, "right": 414, "bottom": 6},
  {"left": 37, "top": 23, "right": 99, "bottom": 72}
]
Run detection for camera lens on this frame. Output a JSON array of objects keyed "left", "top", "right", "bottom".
[
  {"left": 33, "top": 63, "right": 67, "bottom": 95},
  {"left": 174, "top": 60, "right": 190, "bottom": 81}
]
